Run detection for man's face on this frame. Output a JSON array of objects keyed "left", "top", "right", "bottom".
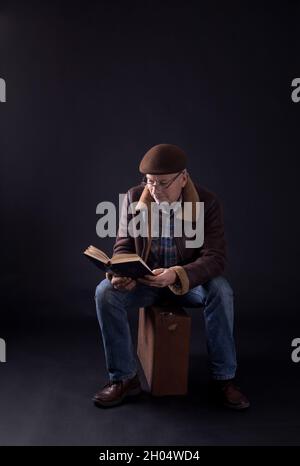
[{"left": 145, "top": 170, "right": 188, "bottom": 203}]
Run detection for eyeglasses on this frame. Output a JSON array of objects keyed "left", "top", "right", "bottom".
[{"left": 141, "top": 171, "right": 184, "bottom": 191}]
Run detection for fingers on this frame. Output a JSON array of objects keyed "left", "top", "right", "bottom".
[
  {"left": 112, "top": 277, "right": 136, "bottom": 290},
  {"left": 124, "top": 280, "right": 136, "bottom": 290},
  {"left": 122, "top": 277, "right": 132, "bottom": 286},
  {"left": 112, "top": 276, "right": 130, "bottom": 285},
  {"left": 141, "top": 275, "right": 157, "bottom": 281},
  {"left": 137, "top": 277, "right": 164, "bottom": 287},
  {"left": 114, "top": 281, "right": 136, "bottom": 291},
  {"left": 152, "top": 268, "right": 165, "bottom": 275},
  {"left": 138, "top": 270, "right": 166, "bottom": 285},
  {"left": 138, "top": 276, "right": 158, "bottom": 283}
]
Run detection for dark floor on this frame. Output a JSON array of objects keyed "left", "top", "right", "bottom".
[{"left": 0, "top": 297, "right": 299, "bottom": 446}]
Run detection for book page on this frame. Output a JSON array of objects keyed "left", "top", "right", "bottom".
[{"left": 84, "top": 245, "right": 110, "bottom": 263}]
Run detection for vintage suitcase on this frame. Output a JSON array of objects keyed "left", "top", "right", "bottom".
[{"left": 137, "top": 304, "right": 191, "bottom": 396}]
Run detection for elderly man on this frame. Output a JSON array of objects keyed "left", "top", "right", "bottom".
[{"left": 93, "top": 144, "right": 249, "bottom": 410}]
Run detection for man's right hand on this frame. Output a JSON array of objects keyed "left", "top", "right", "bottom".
[{"left": 111, "top": 275, "right": 137, "bottom": 291}]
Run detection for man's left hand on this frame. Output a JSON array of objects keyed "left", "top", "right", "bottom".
[{"left": 137, "top": 268, "right": 177, "bottom": 287}]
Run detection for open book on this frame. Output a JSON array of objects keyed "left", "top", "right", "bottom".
[{"left": 83, "top": 245, "right": 154, "bottom": 278}]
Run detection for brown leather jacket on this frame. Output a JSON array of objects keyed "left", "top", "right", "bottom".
[{"left": 106, "top": 175, "right": 227, "bottom": 295}]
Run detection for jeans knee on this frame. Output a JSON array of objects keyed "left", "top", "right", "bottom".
[
  {"left": 95, "top": 278, "right": 114, "bottom": 306},
  {"left": 207, "top": 276, "right": 234, "bottom": 301}
]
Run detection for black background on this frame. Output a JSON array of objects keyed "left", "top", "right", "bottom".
[{"left": 0, "top": 1, "right": 299, "bottom": 446}]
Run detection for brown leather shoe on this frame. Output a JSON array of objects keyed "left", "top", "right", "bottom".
[
  {"left": 211, "top": 379, "right": 250, "bottom": 410},
  {"left": 93, "top": 374, "right": 142, "bottom": 407}
]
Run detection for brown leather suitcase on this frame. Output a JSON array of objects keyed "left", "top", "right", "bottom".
[{"left": 137, "top": 305, "right": 191, "bottom": 396}]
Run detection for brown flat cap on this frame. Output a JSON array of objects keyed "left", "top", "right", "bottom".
[{"left": 139, "top": 144, "right": 188, "bottom": 175}]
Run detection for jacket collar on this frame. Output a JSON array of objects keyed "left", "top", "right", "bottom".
[{"left": 135, "top": 174, "right": 200, "bottom": 222}]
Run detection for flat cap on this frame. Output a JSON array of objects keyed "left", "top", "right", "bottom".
[{"left": 139, "top": 144, "right": 187, "bottom": 175}]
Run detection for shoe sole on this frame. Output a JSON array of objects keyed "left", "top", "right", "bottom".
[
  {"left": 223, "top": 401, "right": 250, "bottom": 410},
  {"left": 93, "top": 385, "right": 142, "bottom": 408}
]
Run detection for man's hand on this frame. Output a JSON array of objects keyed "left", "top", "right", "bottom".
[
  {"left": 111, "top": 275, "right": 137, "bottom": 291},
  {"left": 137, "top": 268, "right": 177, "bottom": 288}
]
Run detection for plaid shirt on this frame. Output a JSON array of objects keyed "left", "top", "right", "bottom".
[{"left": 147, "top": 196, "right": 182, "bottom": 270}]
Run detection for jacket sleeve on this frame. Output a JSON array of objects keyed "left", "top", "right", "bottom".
[
  {"left": 168, "top": 197, "right": 227, "bottom": 295},
  {"left": 105, "top": 191, "right": 136, "bottom": 281}
]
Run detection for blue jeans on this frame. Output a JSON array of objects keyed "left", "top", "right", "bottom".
[{"left": 94, "top": 276, "right": 237, "bottom": 382}]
